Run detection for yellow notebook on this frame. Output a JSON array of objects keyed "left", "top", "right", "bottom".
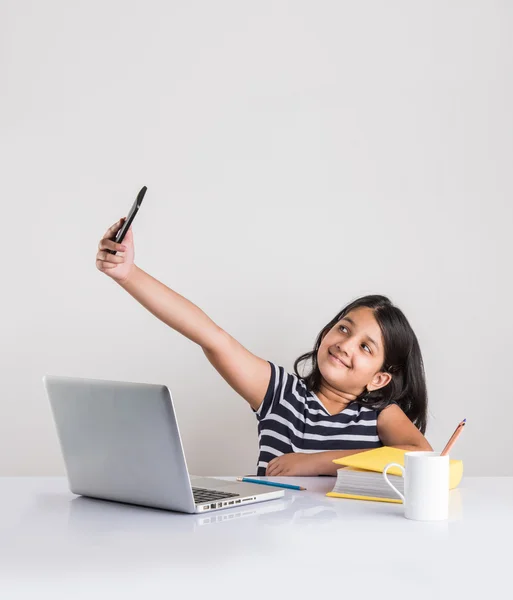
[{"left": 326, "top": 447, "right": 464, "bottom": 504}]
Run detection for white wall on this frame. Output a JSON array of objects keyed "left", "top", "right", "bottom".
[{"left": 1, "top": 0, "right": 511, "bottom": 477}]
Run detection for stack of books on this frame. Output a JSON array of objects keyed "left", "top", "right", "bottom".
[{"left": 327, "top": 446, "right": 463, "bottom": 503}]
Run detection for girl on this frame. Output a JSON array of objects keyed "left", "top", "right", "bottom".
[{"left": 96, "top": 218, "right": 433, "bottom": 477}]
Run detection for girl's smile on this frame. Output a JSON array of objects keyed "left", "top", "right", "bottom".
[{"left": 328, "top": 350, "right": 349, "bottom": 368}]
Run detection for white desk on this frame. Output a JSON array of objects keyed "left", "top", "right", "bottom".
[{"left": 1, "top": 476, "right": 511, "bottom": 599}]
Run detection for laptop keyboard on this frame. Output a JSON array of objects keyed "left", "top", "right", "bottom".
[{"left": 192, "top": 487, "right": 240, "bottom": 505}]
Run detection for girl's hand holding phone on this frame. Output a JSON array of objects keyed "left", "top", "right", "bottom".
[{"left": 96, "top": 218, "right": 135, "bottom": 284}]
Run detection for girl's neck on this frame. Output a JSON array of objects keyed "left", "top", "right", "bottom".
[{"left": 314, "top": 383, "right": 358, "bottom": 415}]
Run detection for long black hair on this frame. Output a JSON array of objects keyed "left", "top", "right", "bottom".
[{"left": 293, "top": 294, "right": 428, "bottom": 434}]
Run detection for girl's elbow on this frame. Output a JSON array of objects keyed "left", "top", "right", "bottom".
[{"left": 419, "top": 440, "right": 434, "bottom": 451}]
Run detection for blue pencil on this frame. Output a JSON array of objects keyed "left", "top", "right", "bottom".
[{"left": 236, "top": 477, "right": 306, "bottom": 491}]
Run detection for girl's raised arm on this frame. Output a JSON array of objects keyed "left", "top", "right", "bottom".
[{"left": 96, "top": 219, "right": 271, "bottom": 411}]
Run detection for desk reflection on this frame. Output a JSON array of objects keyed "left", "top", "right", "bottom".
[{"left": 66, "top": 489, "right": 343, "bottom": 535}]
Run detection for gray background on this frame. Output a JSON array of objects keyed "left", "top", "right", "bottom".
[{"left": 1, "top": 0, "right": 511, "bottom": 476}]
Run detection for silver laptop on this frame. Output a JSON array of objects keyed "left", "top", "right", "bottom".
[{"left": 42, "top": 375, "right": 284, "bottom": 513}]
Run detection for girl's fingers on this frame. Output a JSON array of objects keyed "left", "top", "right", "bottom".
[
  {"left": 266, "top": 460, "right": 281, "bottom": 476},
  {"left": 99, "top": 238, "right": 126, "bottom": 253},
  {"left": 102, "top": 217, "right": 125, "bottom": 240},
  {"left": 96, "top": 259, "right": 117, "bottom": 270},
  {"left": 97, "top": 250, "right": 125, "bottom": 263}
]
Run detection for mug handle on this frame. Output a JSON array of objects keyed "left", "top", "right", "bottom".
[{"left": 383, "top": 462, "right": 405, "bottom": 502}]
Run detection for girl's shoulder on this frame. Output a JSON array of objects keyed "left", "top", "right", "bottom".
[{"left": 255, "top": 361, "right": 311, "bottom": 420}]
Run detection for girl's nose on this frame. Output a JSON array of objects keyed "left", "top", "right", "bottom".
[{"left": 336, "top": 343, "right": 352, "bottom": 360}]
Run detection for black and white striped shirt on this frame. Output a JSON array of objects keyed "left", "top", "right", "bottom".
[{"left": 254, "top": 361, "right": 393, "bottom": 476}]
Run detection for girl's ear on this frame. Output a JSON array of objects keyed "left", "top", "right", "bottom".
[{"left": 369, "top": 371, "right": 392, "bottom": 392}]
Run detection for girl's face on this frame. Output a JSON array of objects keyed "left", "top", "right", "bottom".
[{"left": 317, "top": 306, "right": 391, "bottom": 396}]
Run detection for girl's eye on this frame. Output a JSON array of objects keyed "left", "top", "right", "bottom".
[{"left": 338, "top": 325, "right": 372, "bottom": 354}]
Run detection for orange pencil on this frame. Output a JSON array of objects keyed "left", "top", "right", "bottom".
[{"left": 440, "top": 419, "right": 466, "bottom": 456}]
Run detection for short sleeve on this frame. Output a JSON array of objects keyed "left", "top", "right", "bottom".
[{"left": 252, "top": 361, "right": 287, "bottom": 421}]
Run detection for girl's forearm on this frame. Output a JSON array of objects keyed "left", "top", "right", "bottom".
[{"left": 118, "top": 265, "right": 222, "bottom": 351}]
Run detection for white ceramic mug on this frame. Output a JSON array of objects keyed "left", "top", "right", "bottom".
[{"left": 383, "top": 451, "right": 450, "bottom": 521}]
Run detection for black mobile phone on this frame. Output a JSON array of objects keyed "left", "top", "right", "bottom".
[{"left": 106, "top": 186, "right": 147, "bottom": 254}]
